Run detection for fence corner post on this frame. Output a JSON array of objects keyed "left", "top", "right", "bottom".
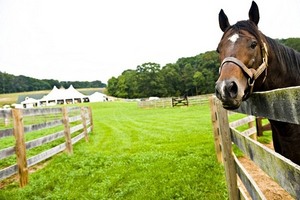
[
  {"left": 215, "top": 99, "right": 239, "bottom": 200},
  {"left": 12, "top": 109, "right": 28, "bottom": 187},
  {"left": 62, "top": 107, "right": 73, "bottom": 154}
]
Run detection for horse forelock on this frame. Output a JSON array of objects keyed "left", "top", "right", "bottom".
[{"left": 222, "top": 20, "right": 264, "bottom": 44}]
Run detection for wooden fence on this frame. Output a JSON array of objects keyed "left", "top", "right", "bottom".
[
  {"left": 210, "top": 86, "right": 300, "bottom": 200},
  {"left": 138, "top": 95, "right": 210, "bottom": 108},
  {"left": 0, "top": 106, "right": 93, "bottom": 187}
]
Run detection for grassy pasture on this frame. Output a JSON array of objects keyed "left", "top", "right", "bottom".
[{"left": 0, "top": 100, "right": 228, "bottom": 199}]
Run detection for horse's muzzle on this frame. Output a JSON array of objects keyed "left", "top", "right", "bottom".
[{"left": 215, "top": 79, "right": 243, "bottom": 110}]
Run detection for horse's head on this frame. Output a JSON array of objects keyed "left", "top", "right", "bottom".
[{"left": 215, "top": 1, "right": 268, "bottom": 110}]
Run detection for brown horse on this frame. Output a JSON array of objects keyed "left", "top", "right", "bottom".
[{"left": 215, "top": 1, "right": 300, "bottom": 165}]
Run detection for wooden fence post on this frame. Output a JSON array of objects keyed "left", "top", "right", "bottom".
[
  {"left": 80, "top": 107, "right": 89, "bottom": 142},
  {"left": 12, "top": 109, "right": 28, "bottom": 187},
  {"left": 248, "top": 119, "right": 257, "bottom": 140},
  {"left": 209, "top": 96, "right": 223, "bottom": 163},
  {"left": 62, "top": 107, "right": 73, "bottom": 154},
  {"left": 88, "top": 107, "right": 93, "bottom": 132},
  {"left": 215, "top": 98, "right": 239, "bottom": 200}
]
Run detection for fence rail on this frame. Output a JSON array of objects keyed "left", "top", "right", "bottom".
[
  {"left": 0, "top": 106, "right": 93, "bottom": 187},
  {"left": 210, "top": 86, "right": 300, "bottom": 199},
  {"left": 138, "top": 95, "right": 210, "bottom": 108}
]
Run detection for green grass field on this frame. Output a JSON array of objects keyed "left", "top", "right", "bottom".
[{"left": 0, "top": 101, "right": 228, "bottom": 199}]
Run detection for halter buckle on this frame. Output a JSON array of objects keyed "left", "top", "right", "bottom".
[{"left": 248, "top": 77, "right": 255, "bottom": 87}]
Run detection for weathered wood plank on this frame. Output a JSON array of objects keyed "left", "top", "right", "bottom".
[
  {"left": 87, "top": 126, "right": 92, "bottom": 133},
  {"left": 25, "top": 131, "right": 64, "bottom": 150},
  {"left": 230, "top": 127, "right": 300, "bottom": 198},
  {"left": 237, "top": 188, "right": 248, "bottom": 200},
  {"left": 24, "top": 119, "right": 63, "bottom": 133},
  {"left": 0, "top": 128, "right": 14, "bottom": 138},
  {"left": 0, "top": 109, "right": 12, "bottom": 119},
  {"left": 240, "top": 126, "right": 256, "bottom": 137},
  {"left": 235, "top": 86, "right": 300, "bottom": 124},
  {"left": 230, "top": 116, "right": 255, "bottom": 128},
  {"left": 0, "top": 146, "right": 15, "bottom": 159},
  {"left": 234, "top": 155, "right": 266, "bottom": 200},
  {"left": 67, "top": 106, "right": 81, "bottom": 112},
  {"left": 86, "top": 120, "right": 91, "bottom": 127},
  {"left": 0, "top": 164, "right": 18, "bottom": 181},
  {"left": 71, "top": 132, "right": 85, "bottom": 145},
  {"left": 21, "top": 107, "right": 62, "bottom": 117},
  {"left": 69, "top": 115, "right": 81, "bottom": 123},
  {"left": 70, "top": 124, "right": 83, "bottom": 134},
  {"left": 27, "top": 143, "right": 66, "bottom": 167}
]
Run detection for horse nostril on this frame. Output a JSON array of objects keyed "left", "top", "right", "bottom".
[{"left": 226, "top": 81, "right": 238, "bottom": 98}]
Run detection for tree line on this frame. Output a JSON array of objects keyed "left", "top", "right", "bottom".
[
  {"left": 107, "top": 38, "right": 300, "bottom": 98},
  {"left": 0, "top": 73, "right": 106, "bottom": 94},
  {"left": 107, "top": 51, "right": 219, "bottom": 98}
]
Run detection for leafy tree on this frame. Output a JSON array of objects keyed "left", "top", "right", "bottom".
[
  {"left": 181, "top": 63, "right": 195, "bottom": 96},
  {"left": 122, "top": 70, "right": 139, "bottom": 98},
  {"left": 278, "top": 38, "right": 300, "bottom": 52},
  {"left": 160, "top": 63, "right": 181, "bottom": 96},
  {"left": 107, "top": 77, "right": 118, "bottom": 96},
  {"left": 193, "top": 71, "right": 204, "bottom": 95},
  {"left": 115, "top": 75, "right": 128, "bottom": 98},
  {"left": 136, "top": 62, "right": 164, "bottom": 97}
]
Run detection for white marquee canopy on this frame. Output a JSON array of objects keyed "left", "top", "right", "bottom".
[
  {"left": 39, "top": 85, "right": 89, "bottom": 106},
  {"left": 20, "top": 85, "right": 108, "bottom": 108}
]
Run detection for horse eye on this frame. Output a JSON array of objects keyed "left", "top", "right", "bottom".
[{"left": 250, "top": 41, "right": 257, "bottom": 49}]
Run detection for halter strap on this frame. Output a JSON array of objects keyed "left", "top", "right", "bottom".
[{"left": 220, "top": 42, "right": 268, "bottom": 95}]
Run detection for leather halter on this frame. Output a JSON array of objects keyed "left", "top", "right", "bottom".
[{"left": 219, "top": 42, "right": 268, "bottom": 97}]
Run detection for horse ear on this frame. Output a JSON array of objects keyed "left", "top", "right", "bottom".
[
  {"left": 219, "top": 9, "right": 230, "bottom": 32},
  {"left": 249, "top": 1, "right": 260, "bottom": 25}
]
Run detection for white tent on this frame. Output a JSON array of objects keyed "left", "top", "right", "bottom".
[
  {"left": 89, "top": 92, "right": 108, "bottom": 102},
  {"left": 39, "top": 85, "right": 89, "bottom": 106},
  {"left": 65, "top": 85, "right": 88, "bottom": 101}
]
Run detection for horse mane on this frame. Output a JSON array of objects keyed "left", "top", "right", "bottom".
[
  {"left": 225, "top": 20, "right": 300, "bottom": 79},
  {"left": 264, "top": 36, "right": 300, "bottom": 77}
]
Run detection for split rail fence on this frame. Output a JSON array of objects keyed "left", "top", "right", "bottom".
[
  {"left": 138, "top": 95, "right": 210, "bottom": 108},
  {"left": 0, "top": 106, "right": 93, "bottom": 187},
  {"left": 210, "top": 86, "right": 300, "bottom": 200}
]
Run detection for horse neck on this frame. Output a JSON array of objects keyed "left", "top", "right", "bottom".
[{"left": 262, "top": 37, "right": 300, "bottom": 90}]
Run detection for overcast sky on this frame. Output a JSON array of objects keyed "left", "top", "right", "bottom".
[{"left": 0, "top": 0, "right": 299, "bottom": 83}]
